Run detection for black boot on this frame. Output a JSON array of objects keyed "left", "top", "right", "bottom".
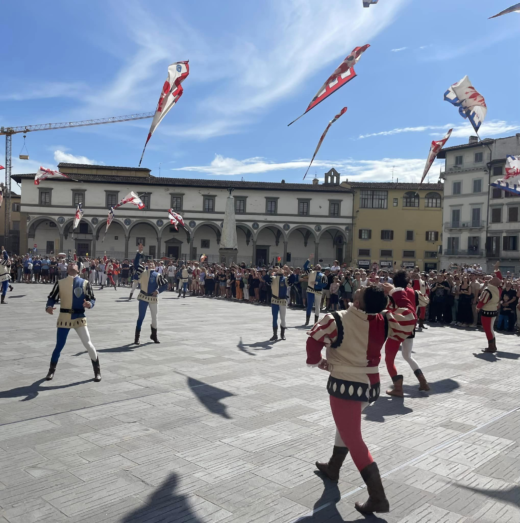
[
  {"left": 91, "top": 358, "right": 102, "bottom": 382},
  {"left": 128, "top": 292, "right": 133, "bottom": 301},
  {"left": 355, "top": 462, "right": 390, "bottom": 514},
  {"left": 314, "top": 314, "right": 319, "bottom": 325},
  {"left": 45, "top": 363, "right": 56, "bottom": 381},
  {"left": 1, "top": 295, "right": 5, "bottom": 304},
  {"left": 280, "top": 327, "right": 286, "bottom": 340},
  {"left": 150, "top": 326, "right": 160, "bottom": 343},
  {"left": 183, "top": 290, "right": 186, "bottom": 298},
  {"left": 134, "top": 328, "right": 141, "bottom": 345},
  {"left": 270, "top": 328, "right": 278, "bottom": 341},
  {"left": 9, "top": 285, "right": 13, "bottom": 292},
  {"left": 316, "top": 446, "right": 349, "bottom": 482},
  {"left": 305, "top": 314, "right": 310, "bottom": 326}
]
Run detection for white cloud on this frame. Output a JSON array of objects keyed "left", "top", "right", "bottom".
[
  {"left": 0, "top": 82, "right": 88, "bottom": 102},
  {"left": 173, "top": 154, "right": 440, "bottom": 183},
  {"left": 54, "top": 150, "right": 98, "bottom": 165},
  {"left": 391, "top": 47, "right": 408, "bottom": 52}
]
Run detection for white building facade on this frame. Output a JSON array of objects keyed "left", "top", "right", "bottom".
[
  {"left": 14, "top": 164, "right": 354, "bottom": 267},
  {"left": 439, "top": 134, "right": 520, "bottom": 272}
]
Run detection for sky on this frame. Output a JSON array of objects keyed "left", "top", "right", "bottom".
[{"left": 1, "top": 0, "right": 519, "bottom": 187}]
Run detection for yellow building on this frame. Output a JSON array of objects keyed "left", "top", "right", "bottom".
[
  {"left": 0, "top": 189, "right": 22, "bottom": 255},
  {"left": 344, "top": 182, "right": 444, "bottom": 272}
]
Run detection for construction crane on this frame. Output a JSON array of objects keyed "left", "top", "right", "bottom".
[{"left": 0, "top": 111, "right": 154, "bottom": 252}]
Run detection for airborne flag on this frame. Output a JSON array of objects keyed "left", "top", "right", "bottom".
[
  {"left": 114, "top": 191, "right": 145, "bottom": 210},
  {"left": 490, "top": 2, "right": 520, "bottom": 18},
  {"left": 421, "top": 129, "right": 452, "bottom": 183},
  {"left": 444, "top": 76, "right": 487, "bottom": 134},
  {"left": 73, "top": 204, "right": 84, "bottom": 230},
  {"left": 34, "top": 167, "right": 71, "bottom": 185},
  {"left": 363, "top": 0, "right": 379, "bottom": 6}
]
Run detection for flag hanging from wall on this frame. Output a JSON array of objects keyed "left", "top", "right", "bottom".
[
  {"left": 444, "top": 76, "right": 487, "bottom": 134},
  {"left": 139, "top": 61, "right": 190, "bottom": 166},
  {"left": 34, "top": 167, "right": 71, "bottom": 185},
  {"left": 73, "top": 204, "right": 84, "bottom": 230},
  {"left": 421, "top": 129, "right": 453, "bottom": 183}
]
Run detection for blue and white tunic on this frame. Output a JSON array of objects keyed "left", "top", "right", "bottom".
[
  {"left": 0, "top": 250, "right": 10, "bottom": 283},
  {"left": 271, "top": 274, "right": 288, "bottom": 307},
  {"left": 137, "top": 268, "right": 168, "bottom": 304}
]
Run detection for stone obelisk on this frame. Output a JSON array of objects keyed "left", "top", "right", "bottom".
[{"left": 219, "top": 188, "right": 238, "bottom": 265}]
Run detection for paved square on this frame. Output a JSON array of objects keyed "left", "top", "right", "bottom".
[{"left": 0, "top": 286, "right": 519, "bottom": 522}]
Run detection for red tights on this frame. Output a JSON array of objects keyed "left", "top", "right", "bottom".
[
  {"left": 330, "top": 396, "right": 374, "bottom": 472},
  {"left": 418, "top": 307, "right": 426, "bottom": 320},
  {"left": 385, "top": 338, "right": 400, "bottom": 378},
  {"left": 481, "top": 315, "right": 496, "bottom": 341}
]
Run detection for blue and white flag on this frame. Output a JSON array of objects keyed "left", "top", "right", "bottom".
[{"left": 444, "top": 76, "right": 487, "bottom": 134}]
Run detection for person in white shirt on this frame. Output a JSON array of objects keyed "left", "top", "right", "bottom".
[
  {"left": 167, "top": 263, "right": 176, "bottom": 291},
  {"left": 330, "top": 260, "right": 341, "bottom": 273},
  {"left": 97, "top": 261, "right": 106, "bottom": 288}
]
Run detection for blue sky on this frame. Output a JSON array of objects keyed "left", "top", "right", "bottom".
[{"left": 1, "top": 0, "right": 519, "bottom": 185}]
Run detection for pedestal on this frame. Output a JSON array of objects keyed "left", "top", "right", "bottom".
[{"left": 219, "top": 248, "right": 238, "bottom": 266}]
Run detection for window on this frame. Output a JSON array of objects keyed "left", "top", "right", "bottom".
[
  {"left": 106, "top": 192, "right": 118, "bottom": 208},
  {"left": 406, "top": 230, "right": 414, "bottom": 241},
  {"left": 403, "top": 191, "right": 419, "bottom": 208},
  {"left": 360, "top": 190, "right": 388, "bottom": 209},
  {"left": 12, "top": 221, "right": 20, "bottom": 231},
  {"left": 381, "top": 230, "right": 394, "bottom": 240},
  {"left": 453, "top": 182, "right": 461, "bottom": 195},
  {"left": 425, "top": 251, "right": 438, "bottom": 258},
  {"left": 381, "top": 249, "right": 393, "bottom": 257},
  {"left": 471, "top": 207, "right": 481, "bottom": 227},
  {"left": 503, "top": 236, "right": 518, "bottom": 251},
  {"left": 491, "top": 208, "right": 502, "bottom": 223},
  {"left": 393, "top": 198, "right": 398, "bottom": 207},
  {"left": 468, "top": 237, "right": 480, "bottom": 252},
  {"left": 455, "top": 155, "right": 463, "bottom": 166},
  {"left": 451, "top": 209, "right": 461, "bottom": 227},
  {"left": 235, "top": 198, "right": 246, "bottom": 214},
  {"left": 201, "top": 239, "right": 210, "bottom": 248},
  {"left": 329, "top": 201, "right": 340, "bottom": 217},
  {"left": 78, "top": 222, "right": 89, "bottom": 234},
  {"left": 492, "top": 188, "right": 502, "bottom": 199},
  {"left": 298, "top": 200, "right": 310, "bottom": 216},
  {"left": 403, "top": 250, "right": 415, "bottom": 258},
  {"left": 149, "top": 245, "right": 156, "bottom": 258},
  {"left": 359, "top": 229, "right": 371, "bottom": 240},
  {"left": 426, "top": 231, "right": 439, "bottom": 241},
  {"left": 40, "top": 191, "right": 51, "bottom": 206},
  {"left": 46, "top": 241, "right": 54, "bottom": 254},
  {"left": 475, "top": 152, "right": 483, "bottom": 163},
  {"left": 286, "top": 253, "right": 292, "bottom": 262},
  {"left": 447, "top": 237, "right": 459, "bottom": 252},
  {"left": 136, "top": 237, "right": 145, "bottom": 246},
  {"left": 358, "top": 249, "right": 370, "bottom": 256},
  {"left": 505, "top": 190, "right": 520, "bottom": 198},
  {"left": 493, "top": 166, "right": 503, "bottom": 176},
  {"left": 73, "top": 191, "right": 85, "bottom": 206},
  {"left": 141, "top": 194, "right": 151, "bottom": 210},
  {"left": 509, "top": 207, "right": 519, "bottom": 222},
  {"left": 266, "top": 198, "right": 277, "bottom": 215},
  {"left": 12, "top": 203, "right": 20, "bottom": 212},
  {"left": 49, "top": 222, "right": 57, "bottom": 228},
  {"left": 473, "top": 179, "right": 482, "bottom": 193},
  {"left": 203, "top": 196, "right": 215, "bottom": 213},
  {"left": 170, "top": 195, "right": 183, "bottom": 211},
  {"left": 425, "top": 192, "right": 441, "bottom": 208}
]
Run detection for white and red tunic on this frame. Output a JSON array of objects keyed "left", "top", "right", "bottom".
[
  {"left": 306, "top": 288, "right": 416, "bottom": 404},
  {"left": 476, "top": 271, "right": 503, "bottom": 317}
]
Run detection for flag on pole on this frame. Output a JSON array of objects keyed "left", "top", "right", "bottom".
[
  {"left": 288, "top": 46, "right": 369, "bottom": 126},
  {"left": 102, "top": 207, "right": 115, "bottom": 241},
  {"left": 139, "top": 61, "right": 190, "bottom": 166},
  {"left": 114, "top": 191, "right": 145, "bottom": 210},
  {"left": 363, "top": 0, "right": 379, "bottom": 6},
  {"left": 304, "top": 107, "right": 347, "bottom": 180},
  {"left": 490, "top": 2, "right": 520, "bottom": 18},
  {"left": 168, "top": 209, "right": 185, "bottom": 229},
  {"left": 504, "top": 156, "right": 520, "bottom": 179},
  {"left": 444, "top": 76, "right": 487, "bottom": 134},
  {"left": 0, "top": 186, "right": 3, "bottom": 208},
  {"left": 34, "top": 166, "right": 71, "bottom": 186},
  {"left": 421, "top": 129, "right": 453, "bottom": 183},
  {"left": 73, "top": 204, "right": 84, "bottom": 230}
]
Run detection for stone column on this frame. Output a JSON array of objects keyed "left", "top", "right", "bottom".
[
  {"left": 157, "top": 237, "right": 161, "bottom": 259},
  {"left": 91, "top": 237, "right": 96, "bottom": 258},
  {"left": 219, "top": 189, "right": 238, "bottom": 265},
  {"left": 314, "top": 242, "right": 319, "bottom": 262},
  {"left": 283, "top": 241, "right": 288, "bottom": 264},
  {"left": 124, "top": 236, "right": 129, "bottom": 259}
]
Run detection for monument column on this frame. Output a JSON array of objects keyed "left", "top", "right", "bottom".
[
  {"left": 219, "top": 188, "right": 238, "bottom": 265},
  {"left": 283, "top": 241, "right": 288, "bottom": 264}
]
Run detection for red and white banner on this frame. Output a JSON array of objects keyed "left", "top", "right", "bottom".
[
  {"left": 102, "top": 207, "right": 115, "bottom": 241},
  {"left": 289, "top": 46, "right": 369, "bottom": 126},
  {"left": 421, "top": 129, "right": 452, "bottom": 183},
  {"left": 168, "top": 209, "right": 185, "bottom": 230},
  {"left": 0, "top": 186, "right": 3, "bottom": 208},
  {"left": 73, "top": 204, "right": 84, "bottom": 230},
  {"left": 139, "top": 61, "right": 190, "bottom": 166},
  {"left": 504, "top": 155, "right": 520, "bottom": 179},
  {"left": 34, "top": 167, "right": 71, "bottom": 186},
  {"left": 304, "top": 107, "right": 347, "bottom": 179},
  {"left": 490, "top": 2, "right": 520, "bottom": 18},
  {"left": 444, "top": 76, "right": 487, "bottom": 134},
  {"left": 114, "top": 191, "right": 145, "bottom": 210}
]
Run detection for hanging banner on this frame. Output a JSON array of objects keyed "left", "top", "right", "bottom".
[
  {"left": 73, "top": 204, "right": 84, "bottom": 230},
  {"left": 34, "top": 167, "right": 71, "bottom": 185}
]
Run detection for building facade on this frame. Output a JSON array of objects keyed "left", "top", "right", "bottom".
[
  {"left": 345, "top": 182, "right": 443, "bottom": 272},
  {"left": 13, "top": 164, "right": 354, "bottom": 267},
  {"left": 0, "top": 189, "right": 21, "bottom": 255},
  {"left": 438, "top": 134, "right": 520, "bottom": 272}
]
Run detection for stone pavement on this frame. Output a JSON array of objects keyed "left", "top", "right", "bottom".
[{"left": 0, "top": 285, "right": 519, "bottom": 523}]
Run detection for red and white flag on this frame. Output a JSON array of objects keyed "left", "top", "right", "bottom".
[
  {"left": 139, "top": 61, "right": 190, "bottom": 166},
  {"left": 289, "top": 46, "right": 369, "bottom": 126},
  {"left": 73, "top": 204, "right": 84, "bottom": 230},
  {"left": 34, "top": 167, "right": 71, "bottom": 186},
  {"left": 490, "top": 2, "right": 520, "bottom": 18},
  {"left": 102, "top": 207, "right": 115, "bottom": 241},
  {"left": 114, "top": 191, "right": 145, "bottom": 210},
  {"left": 421, "top": 129, "right": 452, "bottom": 183},
  {"left": 0, "top": 186, "right": 3, "bottom": 208},
  {"left": 504, "top": 156, "right": 520, "bottom": 179},
  {"left": 304, "top": 107, "right": 347, "bottom": 180},
  {"left": 168, "top": 209, "right": 185, "bottom": 229},
  {"left": 0, "top": 165, "right": 4, "bottom": 170},
  {"left": 444, "top": 76, "right": 487, "bottom": 134}
]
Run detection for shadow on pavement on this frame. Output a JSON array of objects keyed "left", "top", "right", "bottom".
[
  {"left": 0, "top": 378, "right": 92, "bottom": 402},
  {"left": 458, "top": 484, "right": 520, "bottom": 508},
  {"left": 237, "top": 338, "right": 278, "bottom": 353},
  {"left": 402, "top": 378, "right": 460, "bottom": 397},
  {"left": 181, "top": 375, "right": 235, "bottom": 419},
  {"left": 363, "top": 396, "right": 413, "bottom": 423},
  {"left": 121, "top": 472, "right": 204, "bottom": 522},
  {"left": 473, "top": 351, "right": 520, "bottom": 362}
]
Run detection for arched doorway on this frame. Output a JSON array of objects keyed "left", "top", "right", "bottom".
[
  {"left": 191, "top": 223, "right": 221, "bottom": 263},
  {"left": 237, "top": 224, "right": 254, "bottom": 265},
  {"left": 286, "top": 227, "right": 316, "bottom": 268},
  {"left": 128, "top": 222, "right": 159, "bottom": 259},
  {"left": 162, "top": 224, "right": 190, "bottom": 262},
  {"left": 255, "top": 225, "right": 286, "bottom": 266},
  {"left": 318, "top": 227, "right": 347, "bottom": 266},
  {"left": 28, "top": 217, "right": 61, "bottom": 255},
  {"left": 63, "top": 219, "right": 94, "bottom": 257},
  {"left": 95, "top": 220, "right": 126, "bottom": 260}
]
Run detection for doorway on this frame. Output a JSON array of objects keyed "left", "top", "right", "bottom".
[
  {"left": 167, "top": 245, "right": 179, "bottom": 259},
  {"left": 75, "top": 241, "right": 91, "bottom": 256},
  {"left": 255, "top": 246, "right": 269, "bottom": 266}
]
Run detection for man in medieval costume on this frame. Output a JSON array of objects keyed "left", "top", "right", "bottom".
[
  {"left": 0, "top": 247, "right": 14, "bottom": 304},
  {"left": 303, "top": 257, "right": 327, "bottom": 326},
  {"left": 269, "top": 265, "right": 289, "bottom": 341}
]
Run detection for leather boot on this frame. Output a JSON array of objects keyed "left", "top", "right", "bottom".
[
  {"left": 316, "top": 446, "right": 349, "bottom": 482},
  {"left": 150, "top": 326, "right": 160, "bottom": 344},
  {"left": 270, "top": 328, "right": 278, "bottom": 341},
  {"left": 9, "top": 285, "right": 13, "bottom": 291},
  {"left": 418, "top": 319, "right": 427, "bottom": 330},
  {"left": 183, "top": 290, "right": 186, "bottom": 298},
  {"left": 134, "top": 328, "right": 141, "bottom": 345},
  {"left": 91, "top": 358, "right": 102, "bottom": 382},
  {"left": 483, "top": 337, "right": 497, "bottom": 353},
  {"left": 128, "top": 292, "right": 133, "bottom": 300},
  {"left": 314, "top": 314, "right": 319, "bottom": 325},
  {"left": 305, "top": 314, "right": 310, "bottom": 326},
  {"left": 45, "top": 363, "right": 56, "bottom": 381},
  {"left": 1, "top": 295, "right": 5, "bottom": 304},
  {"left": 386, "top": 375, "right": 404, "bottom": 397},
  {"left": 280, "top": 327, "right": 286, "bottom": 340},
  {"left": 415, "top": 369, "right": 430, "bottom": 391},
  {"left": 355, "top": 462, "right": 390, "bottom": 514}
]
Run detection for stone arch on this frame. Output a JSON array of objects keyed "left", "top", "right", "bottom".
[
  {"left": 27, "top": 216, "right": 60, "bottom": 238},
  {"left": 255, "top": 223, "right": 287, "bottom": 244},
  {"left": 94, "top": 218, "right": 127, "bottom": 241},
  {"left": 27, "top": 216, "right": 62, "bottom": 254},
  {"left": 286, "top": 225, "right": 318, "bottom": 243},
  {"left": 286, "top": 225, "right": 317, "bottom": 267},
  {"left": 161, "top": 222, "right": 191, "bottom": 261},
  {"left": 317, "top": 226, "right": 347, "bottom": 244},
  {"left": 318, "top": 226, "right": 348, "bottom": 265},
  {"left": 127, "top": 219, "right": 161, "bottom": 238},
  {"left": 127, "top": 221, "right": 161, "bottom": 258},
  {"left": 63, "top": 218, "right": 94, "bottom": 239},
  {"left": 191, "top": 222, "right": 222, "bottom": 262},
  {"left": 190, "top": 221, "right": 222, "bottom": 239}
]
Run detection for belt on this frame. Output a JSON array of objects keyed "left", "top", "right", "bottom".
[
  {"left": 60, "top": 308, "right": 85, "bottom": 314},
  {"left": 139, "top": 291, "right": 154, "bottom": 297},
  {"left": 328, "top": 364, "right": 380, "bottom": 375}
]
